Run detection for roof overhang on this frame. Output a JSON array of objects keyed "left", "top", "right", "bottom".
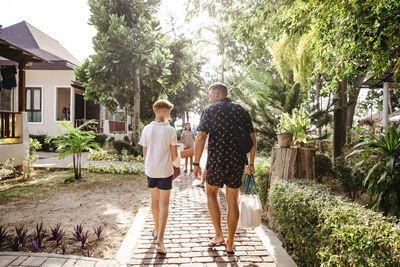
[
  {"left": 0, "top": 37, "right": 48, "bottom": 63},
  {"left": 362, "top": 68, "right": 398, "bottom": 88}
]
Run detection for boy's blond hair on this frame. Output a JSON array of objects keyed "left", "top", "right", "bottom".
[{"left": 153, "top": 99, "right": 174, "bottom": 111}]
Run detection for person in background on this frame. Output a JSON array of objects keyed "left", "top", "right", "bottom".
[
  {"left": 139, "top": 99, "right": 178, "bottom": 254},
  {"left": 181, "top": 122, "right": 195, "bottom": 173}
]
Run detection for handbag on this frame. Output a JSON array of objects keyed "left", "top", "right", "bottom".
[
  {"left": 180, "top": 147, "right": 194, "bottom": 158},
  {"left": 173, "top": 166, "right": 181, "bottom": 180},
  {"left": 239, "top": 174, "right": 262, "bottom": 229},
  {"left": 172, "top": 154, "right": 181, "bottom": 180}
]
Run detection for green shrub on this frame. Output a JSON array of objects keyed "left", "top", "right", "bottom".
[
  {"left": 87, "top": 162, "right": 143, "bottom": 174},
  {"left": 256, "top": 137, "right": 275, "bottom": 155},
  {"left": 30, "top": 135, "right": 55, "bottom": 151},
  {"left": 315, "top": 153, "right": 332, "bottom": 183},
  {"left": 94, "top": 134, "right": 108, "bottom": 148},
  {"left": 333, "top": 157, "right": 364, "bottom": 200},
  {"left": 255, "top": 160, "right": 270, "bottom": 206},
  {"left": 112, "top": 140, "right": 131, "bottom": 155},
  {"left": 269, "top": 179, "right": 400, "bottom": 267}
]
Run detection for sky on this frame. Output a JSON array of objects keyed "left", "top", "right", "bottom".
[{"left": 0, "top": 0, "right": 199, "bottom": 62}]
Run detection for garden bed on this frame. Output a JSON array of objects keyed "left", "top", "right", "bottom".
[{"left": 0, "top": 169, "right": 148, "bottom": 259}]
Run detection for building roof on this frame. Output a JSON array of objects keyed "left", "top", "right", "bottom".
[
  {"left": 0, "top": 37, "right": 48, "bottom": 63},
  {"left": 0, "top": 21, "right": 80, "bottom": 69}
]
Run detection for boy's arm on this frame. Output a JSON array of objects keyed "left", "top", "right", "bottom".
[
  {"left": 171, "top": 145, "right": 178, "bottom": 161},
  {"left": 142, "top": 147, "right": 147, "bottom": 157}
]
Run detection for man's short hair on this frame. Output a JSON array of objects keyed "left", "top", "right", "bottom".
[
  {"left": 153, "top": 99, "right": 174, "bottom": 111},
  {"left": 209, "top": 82, "right": 228, "bottom": 97}
]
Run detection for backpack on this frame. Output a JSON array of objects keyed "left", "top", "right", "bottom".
[{"left": 233, "top": 124, "right": 253, "bottom": 154}]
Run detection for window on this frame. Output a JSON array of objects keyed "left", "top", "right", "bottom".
[{"left": 26, "top": 87, "right": 42, "bottom": 122}]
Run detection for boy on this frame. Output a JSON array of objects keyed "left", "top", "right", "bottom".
[{"left": 139, "top": 99, "right": 178, "bottom": 254}]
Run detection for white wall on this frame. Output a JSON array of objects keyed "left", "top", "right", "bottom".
[
  {"left": 22, "top": 69, "right": 75, "bottom": 136},
  {"left": 0, "top": 112, "right": 30, "bottom": 166}
]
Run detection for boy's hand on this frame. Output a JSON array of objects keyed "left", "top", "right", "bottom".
[{"left": 194, "top": 166, "right": 202, "bottom": 180}]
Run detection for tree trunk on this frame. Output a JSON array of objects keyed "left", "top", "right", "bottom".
[
  {"left": 345, "top": 71, "right": 367, "bottom": 144},
  {"left": 333, "top": 76, "right": 347, "bottom": 159},
  {"left": 316, "top": 74, "right": 323, "bottom": 152},
  {"left": 132, "top": 68, "right": 141, "bottom": 145},
  {"left": 186, "top": 111, "right": 189, "bottom": 123}
]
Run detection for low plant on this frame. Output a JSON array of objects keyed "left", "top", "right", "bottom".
[
  {"left": 34, "top": 222, "right": 46, "bottom": 247},
  {"left": 9, "top": 236, "right": 21, "bottom": 251},
  {"left": 82, "top": 247, "right": 93, "bottom": 257},
  {"left": 269, "top": 179, "right": 400, "bottom": 266},
  {"left": 333, "top": 158, "right": 364, "bottom": 200},
  {"left": 348, "top": 124, "right": 400, "bottom": 216},
  {"left": 87, "top": 163, "right": 143, "bottom": 175},
  {"left": 15, "top": 225, "right": 28, "bottom": 245},
  {"left": 254, "top": 160, "right": 270, "bottom": 206},
  {"left": 315, "top": 153, "right": 333, "bottom": 183},
  {"left": 80, "top": 231, "right": 89, "bottom": 249},
  {"left": 51, "top": 223, "right": 62, "bottom": 239},
  {"left": 30, "top": 239, "right": 40, "bottom": 252},
  {"left": 60, "top": 244, "right": 67, "bottom": 255},
  {"left": 94, "top": 226, "right": 103, "bottom": 239},
  {"left": 23, "top": 138, "right": 42, "bottom": 179},
  {"left": 73, "top": 224, "right": 84, "bottom": 241},
  {"left": 0, "top": 226, "right": 9, "bottom": 244}
]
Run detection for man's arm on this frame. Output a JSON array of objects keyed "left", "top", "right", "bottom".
[
  {"left": 193, "top": 131, "right": 207, "bottom": 180},
  {"left": 246, "top": 132, "right": 257, "bottom": 174}
]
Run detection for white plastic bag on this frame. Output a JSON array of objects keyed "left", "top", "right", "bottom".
[{"left": 239, "top": 175, "right": 263, "bottom": 229}]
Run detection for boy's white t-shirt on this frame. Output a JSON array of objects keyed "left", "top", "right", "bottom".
[{"left": 139, "top": 121, "right": 177, "bottom": 178}]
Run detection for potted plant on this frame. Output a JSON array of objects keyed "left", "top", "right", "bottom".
[
  {"left": 276, "top": 106, "right": 311, "bottom": 148},
  {"left": 276, "top": 112, "right": 294, "bottom": 148}
]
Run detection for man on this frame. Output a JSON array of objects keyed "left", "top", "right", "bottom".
[{"left": 194, "top": 82, "right": 256, "bottom": 254}]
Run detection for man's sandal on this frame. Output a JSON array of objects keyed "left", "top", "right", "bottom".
[{"left": 225, "top": 246, "right": 235, "bottom": 255}]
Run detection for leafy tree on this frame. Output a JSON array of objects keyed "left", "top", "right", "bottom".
[
  {"left": 86, "top": 0, "right": 166, "bottom": 143},
  {"left": 48, "top": 121, "right": 100, "bottom": 180}
]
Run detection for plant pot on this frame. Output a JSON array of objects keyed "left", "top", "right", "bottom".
[{"left": 277, "top": 132, "right": 293, "bottom": 148}]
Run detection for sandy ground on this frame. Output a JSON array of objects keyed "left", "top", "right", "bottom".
[{"left": 0, "top": 170, "right": 149, "bottom": 259}]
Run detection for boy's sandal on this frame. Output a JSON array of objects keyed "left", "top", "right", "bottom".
[
  {"left": 156, "top": 244, "right": 167, "bottom": 254},
  {"left": 208, "top": 240, "right": 225, "bottom": 247}
]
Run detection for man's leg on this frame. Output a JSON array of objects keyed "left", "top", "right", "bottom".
[
  {"left": 156, "top": 189, "right": 171, "bottom": 247},
  {"left": 150, "top": 188, "right": 160, "bottom": 235},
  {"left": 225, "top": 186, "right": 240, "bottom": 252},
  {"left": 206, "top": 184, "right": 224, "bottom": 243}
]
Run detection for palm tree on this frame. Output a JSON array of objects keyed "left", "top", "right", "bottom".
[{"left": 48, "top": 121, "right": 100, "bottom": 180}]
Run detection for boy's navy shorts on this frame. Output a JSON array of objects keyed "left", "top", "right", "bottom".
[{"left": 147, "top": 176, "right": 173, "bottom": 190}]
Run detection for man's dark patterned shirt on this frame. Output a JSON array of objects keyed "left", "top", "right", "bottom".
[{"left": 198, "top": 98, "right": 254, "bottom": 171}]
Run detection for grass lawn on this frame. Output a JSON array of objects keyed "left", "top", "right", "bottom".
[{"left": 0, "top": 169, "right": 148, "bottom": 259}]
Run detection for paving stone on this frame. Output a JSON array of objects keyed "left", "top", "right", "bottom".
[
  {"left": 0, "top": 256, "right": 18, "bottom": 266},
  {"left": 41, "top": 257, "right": 68, "bottom": 267},
  {"left": 238, "top": 256, "right": 263, "bottom": 263},
  {"left": 191, "top": 256, "right": 216, "bottom": 263},
  {"left": 166, "top": 257, "right": 191, "bottom": 264},
  {"left": 247, "top": 250, "right": 269, "bottom": 256},
  {"left": 10, "top": 256, "right": 28, "bottom": 265},
  {"left": 62, "top": 258, "right": 77, "bottom": 267},
  {"left": 19, "top": 256, "right": 46, "bottom": 266},
  {"left": 73, "top": 260, "right": 96, "bottom": 267}
]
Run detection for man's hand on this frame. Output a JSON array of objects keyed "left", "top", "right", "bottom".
[
  {"left": 246, "top": 165, "right": 255, "bottom": 175},
  {"left": 194, "top": 165, "right": 202, "bottom": 180}
]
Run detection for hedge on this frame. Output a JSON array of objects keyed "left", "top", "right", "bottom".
[{"left": 269, "top": 179, "right": 400, "bottom": 267}]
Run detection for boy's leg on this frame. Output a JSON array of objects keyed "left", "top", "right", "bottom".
[
  {"left": 150, "top": 188, "right": 160, "bottom": 235},
  {"left": 156, "top": 189, "right": 171, "bottom": 246},
  {"left": 206, "top": 184, "right": 224, "bottom": 243},
  {"left": 225, "top": 186, "right": 240, "bottom": 252}
]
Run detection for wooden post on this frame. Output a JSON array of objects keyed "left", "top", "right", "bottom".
[
  {"left": 383, "top": 82, "right": 389, "bottom": 129},
  {"left": 18, "top": 61, "right": 26, "bottom": 112}
]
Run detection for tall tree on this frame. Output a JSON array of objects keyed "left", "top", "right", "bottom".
[{"left": 87, "top": 0, "right": 164, "bottom": 143}]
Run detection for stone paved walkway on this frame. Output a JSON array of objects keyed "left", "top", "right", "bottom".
[{"left": 127, "top": 173, "right": 277, "bottom": 267}]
